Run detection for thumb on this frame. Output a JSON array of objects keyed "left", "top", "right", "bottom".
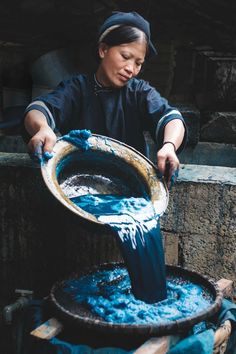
[
  {"left": 43, "top": 136, "right": 56, "bottom": 153},
  {"left": 157, "top": 154, "right": 167, "bottom": 176}
]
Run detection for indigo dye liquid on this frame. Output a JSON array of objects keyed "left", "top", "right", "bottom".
[
  {"left": 71, "top": 194, "right": 167, "bottom": 303},
  {"left": 63, "top": 267, "right": 213, "bottom": 324}
]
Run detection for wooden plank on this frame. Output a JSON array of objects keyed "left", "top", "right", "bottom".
[
  {"left": 134, "top": 336, "right": 179, "bottom": 354},
  {"left": 30, "top": 317, "right": 63, "bottom": 340},
  {"left": 216, "top": 278, "right": 233, "bottom": 297}
]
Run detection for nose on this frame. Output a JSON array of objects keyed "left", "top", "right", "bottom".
[{"left": 124, "top": 61, "right": 135, "bottom": 76}]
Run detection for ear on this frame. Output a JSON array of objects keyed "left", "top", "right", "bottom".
[{"left": 98, "top": 43, "right": 109, "bottom": 59}]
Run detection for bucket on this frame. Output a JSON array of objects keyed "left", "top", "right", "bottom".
[{"left": 41, "top": 134, "right": 169, "bottom": 225}]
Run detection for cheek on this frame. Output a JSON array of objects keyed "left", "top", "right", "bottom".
[
  {"left": 134, "top": 67, "right": 142, "bottom": 76},
  {"left": 110, "top": 53, "right": 123, "bottom": 68},
  {"left": 104, "top": 55, "right": 116, "bottom": 70}
]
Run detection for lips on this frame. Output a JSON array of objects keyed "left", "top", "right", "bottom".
[{"left": 118, "top": 73, "right": 131, "bottom": 82}]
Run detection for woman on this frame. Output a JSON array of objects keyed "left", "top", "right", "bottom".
[{"left": 23, "top": 11, "right": 187, "bottom": 188}]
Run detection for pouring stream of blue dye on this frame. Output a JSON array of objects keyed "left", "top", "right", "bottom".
[
  {"left": 68, "top": 194, "right": 213, "bottom": 324},
  {"left": 58, "top": 130, "right": 213, "bottom": 325},
  {"left": 71, "top": 194, "right": 167, "bottom": 304}
]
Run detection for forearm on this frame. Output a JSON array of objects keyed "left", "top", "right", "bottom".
[
  {"left": 163, "top": 119, "right": 185, "bottom": 151},
  {"left": 24, "top": 110, "right": 49, "bottom": 137},
  {"left": 23, "top": 109, "right": 57, "bottom": 157}
]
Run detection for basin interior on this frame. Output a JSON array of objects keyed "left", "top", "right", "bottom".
[{"left": 56, "top": 150, "right": 149, "bottom": 200}]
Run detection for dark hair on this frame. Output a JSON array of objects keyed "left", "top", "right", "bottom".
[
  {"left": 97, "top": 11, "right": 157, "bottom": 57},
  {"left": 100, "top": 25, "right": 148, "bottom": 51},
  {"left": 94, "top": 25, "right": 148, "bottom": 64}
]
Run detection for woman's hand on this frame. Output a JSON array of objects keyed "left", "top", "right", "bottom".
[
  {"left": 157, "top": 119, "right": 185, "bottom": 189},
  {"left": 24, "top": 110, "right": 57, "bottom": 162},
  {"left": 157, "top": 143, "right": 180, "bottom": 189},
  {"left": 28, "top": 125, "right": 57, "bottom": 162}
]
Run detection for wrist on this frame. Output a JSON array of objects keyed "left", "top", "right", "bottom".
[{"left": 162, "top": 141, "right": 176, "bottom": 153}]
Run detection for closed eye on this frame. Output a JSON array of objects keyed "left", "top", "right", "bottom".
[{"left": 122, "top": 53, "right": 130, "bottom": 60}]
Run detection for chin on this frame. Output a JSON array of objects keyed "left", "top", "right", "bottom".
[
  {"left": 113, "top": 83, "right": 125, "bottom": 88},
  {"left": 112, "top": 79, "right": 127, "bottom": 88},
  {"left": 103, "top": 75, "right": 128, "bottom": 88}
]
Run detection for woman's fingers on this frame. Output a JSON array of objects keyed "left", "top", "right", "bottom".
[
  {"left": 157, "top": 145, "right": 180, "bottom": 189},
  {"left": 169, "top": 168, "right": 179, "bottom": 189},
  {"left": 27, "top": 127, "right": 57, "bottom": 163},
  {"left": 164, "top": 160, "right": 179, "bottom": 189},
  {"left": 28, "top": 142, "right": 43, "bottom": 163},
  {"left": 43, "top": 133, "right": 57, "bottom": 153}
]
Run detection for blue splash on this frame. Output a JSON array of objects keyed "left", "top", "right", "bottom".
[
  {"left": 71, "top": 194, "right": 167, "bottom": 303},
  {"left": 43, "top": 151, "right": 54, "bottom": 160},
  {"left": 63, "top": 267, "right": 213, "bottom": 324},
  {"left": 59, "top": 129, "right": 92, "bottom": 150}
]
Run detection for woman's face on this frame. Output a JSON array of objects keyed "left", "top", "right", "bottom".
[{"left": 96, "top": 41, "right": 146, "bottom": 88}]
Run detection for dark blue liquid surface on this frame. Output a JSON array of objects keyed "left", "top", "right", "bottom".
[{"left": 71, "top": 194, "right": 167, "bottom": 303}]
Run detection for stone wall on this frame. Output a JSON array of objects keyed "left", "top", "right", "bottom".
[
  {"left": 145, "top": 133, "right": 236, "bottom": 291},
  {"left": 162, "top": 165, "right": 236, "bottom": 294}
]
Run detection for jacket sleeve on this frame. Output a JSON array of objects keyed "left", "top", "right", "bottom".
[
  {"left": 140, "top": 82, "right": 188, "bottom": 154},
  {"left": 24, "top": 76, "right": 81, "bottom": 132}
]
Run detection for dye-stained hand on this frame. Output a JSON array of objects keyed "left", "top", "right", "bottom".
[
  {"left": 28, "top": 126, "right": 56, "bottom": 163},
  {"left": 157, "top": 144, "right": 180, "bottom": 189}
]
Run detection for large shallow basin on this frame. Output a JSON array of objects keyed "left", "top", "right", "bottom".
[{"left": 41, "top": 134, "right": 169, "bottom": 225}]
